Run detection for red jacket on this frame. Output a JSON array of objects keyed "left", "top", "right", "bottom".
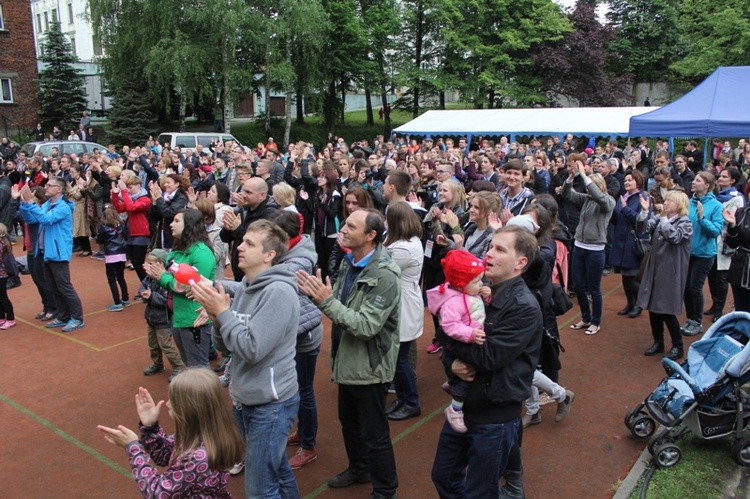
[{"left": 111, "top": 190, "right": 151, "bottom": 237}]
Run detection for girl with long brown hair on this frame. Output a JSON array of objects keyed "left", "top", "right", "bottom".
[{"left": 97, "top": 369, "right": 245, "bottom": 497}]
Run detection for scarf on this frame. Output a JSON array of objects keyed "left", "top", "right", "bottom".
[
  {"left": 163, "top": 190, "right": 177, "bottom": 202},
  {"left": 717, "top": 187, "right": 739, "bottom": 204}
]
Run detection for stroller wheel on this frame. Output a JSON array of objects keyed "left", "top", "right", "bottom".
[
  {"left": 624, "top": 408, "right": 639, "bottom": 430},
  {"left": 732, "top": 438, "right": 750, "bottom": 466},
  {"left": 631, "top": 415, "right": 657, "bottom": 439},
  {"left": 653, "top": 442, "right": 682, "bottom": 468},
  {"left": 648, "top": 428, "right": 671, "bottom": 456}
]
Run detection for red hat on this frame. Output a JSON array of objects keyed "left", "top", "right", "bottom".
[
  {"left": 199, "top": 165, "right": 213, "bottom": 173},
  {"left": 441, "top": 250, "right": 485, "bottom": 290}
]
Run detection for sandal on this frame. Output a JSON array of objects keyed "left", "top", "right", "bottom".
[
  {"left": 585, "top": 325, "right": 601, "bottom": 335},
  {"left": 570, "top": 320, "right": 590, "bottom": 330}
]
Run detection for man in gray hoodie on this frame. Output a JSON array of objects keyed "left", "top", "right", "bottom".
[{"left": 191, "top": 219, "right": 301, "bottom": 499}]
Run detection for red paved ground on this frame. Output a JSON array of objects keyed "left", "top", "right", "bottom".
[{"left": 0, "top": 243, "right": 717, "bottom": 498}]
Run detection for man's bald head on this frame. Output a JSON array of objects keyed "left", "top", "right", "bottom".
[{"left": 242, "top": 177, "right": 268, "bottom": 209}]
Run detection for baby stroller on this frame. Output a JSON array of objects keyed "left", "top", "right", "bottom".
[{"left": 624, "top": 311, "right": 750, "bottom": 468}]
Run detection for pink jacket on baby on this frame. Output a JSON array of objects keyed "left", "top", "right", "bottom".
[{"left": 426, "top": 285, "right": 484, "bottom": 344}]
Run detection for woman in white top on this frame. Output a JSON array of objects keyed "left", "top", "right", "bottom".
[{"left": 384, "top": 201, "right": 424, "bottom": 421}]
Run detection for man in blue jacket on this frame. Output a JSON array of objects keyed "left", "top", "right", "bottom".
[{"left": 18, "top": 178, "right": 84, "bottom": 332}]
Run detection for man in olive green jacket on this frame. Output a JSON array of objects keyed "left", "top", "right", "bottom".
[{"left": 298, "top": 208, "right": 401, "bottom": 499}]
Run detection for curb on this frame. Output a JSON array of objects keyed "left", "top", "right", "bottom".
[{"left": 613, "top": 445, "right": 652, "bottom": 499}]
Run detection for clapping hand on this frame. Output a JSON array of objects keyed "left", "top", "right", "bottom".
[
  {"left": 19, "top": 184, "right": 33, "bottom": 203},
  {"left": 143, "top": 260, "right": 166, "bottom": 281},
  {"left": 296, "top": 269, "right": 333, "bottom": 304},
  {"left": 97, "top": 424, "right": 139, "bottom": 448},
  {"left": 11, "top": 184, "right": 21, "bottom": 200},
  {"left": 499, "top": 208, "right": 514, "bottom": 225},
  {"left": 223, "top": 211, "right": 241, "bottom": 231},
  {"left": 135, "top": 387, "right": 163, "bottom": 427},
  {"left": 638, "top": 195, "right": 649, "bottom": 212},
  {"left": 488, "top": 212, "right": 502, "bottom": 230},
  {"left": 723, "top": 206, "right": 738, "bottom": 227}
]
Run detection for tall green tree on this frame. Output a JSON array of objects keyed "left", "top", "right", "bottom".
[
  {"left": 441, "top": 0, "right": 571, "bottom": 108},
  {"left": 36, "top": 21, "right": 87, "bottom": 131},
  {"left": 535, "top": 0, "right": 632, "bottom": 106},
  {"left": 107, "top": 74, "right": 159, "bottom": 146},
  {"left": 671, "top": 0, "right": 750, "bottom": 81},
  {"left": 319, "top": 0, "right": 369, "bottom": 130},
  {"left": 606, "top": 0, "right": 681, "bottom": 82}
]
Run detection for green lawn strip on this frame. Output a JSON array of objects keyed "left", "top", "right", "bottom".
[{"left": 628, "top": 434, "right": 738, "bottom": 498}]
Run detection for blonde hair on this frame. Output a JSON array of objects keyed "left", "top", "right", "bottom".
[
  {"left": 588, "top": 173, "right": 607, "bottom": 195},
  {"left": 440, "top": 180, "right": 467, "bottom": 211},
  {"left": 101, "top": 205, "right": 122, "bottom": 227},
  {"left": 0, "top": 223, "right": 10, "bottom": 254},
  {"left": 169, "top": 369, "right": 245, "bottom": 471},
  {"left": 666, "top": 191, "right": 689, "bottom": 216},
  {"left": 272, "top": 182, "right": 296, "bottom": 209}
]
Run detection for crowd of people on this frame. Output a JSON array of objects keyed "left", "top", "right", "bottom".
[{"left": 4, "top": 124, "right": 750, "bottom": 498}]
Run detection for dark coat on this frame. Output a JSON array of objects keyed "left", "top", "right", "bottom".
[
  {"left": 150, "top": 190, "right": 188, "bottom": 249},
  {"left": 219, "top": 197, "right": 280, "bottom": 281},
  {"left": 636, "top": 215, "right": 692, "bottom": 315},
  {"left": 610, "top": 191, "right": 648, "bottom": 270}
]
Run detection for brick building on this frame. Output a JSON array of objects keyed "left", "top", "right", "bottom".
[{"left": 0, "top": 0, "right": 40, "bottom": 137}]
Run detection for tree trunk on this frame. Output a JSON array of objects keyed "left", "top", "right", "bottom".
[
  {"left": 264, "top": 69, "right": 272, "bottom": 138},
  {"left": 365, "top": 83, "right": 374, "bottom": 125},
  {"left": 223, "top": 76, "right": 231, "bottom": 134},
  {"left": 295, "top": 79, "right": 305, "bottom": 125},
  {"left": 340, "top": 75, "right": 346, "bottom": 123},
  {"left": 325, "top": 79, "right": 336, "bottom": 131},
  {"left": 413, "top": 3, "right": 424, "bottom": 118},
  {"left": 283, "top": 40, "right": 292, "bottom": 149},
  {"left": 488, "top": 89, "right": 495, "bottom": 109},
  {"left": 439, "top": 91, "right": 445, "bottom": 109},
  {"left": 178, "top": 91, "right": 187, "bottom": 132}
]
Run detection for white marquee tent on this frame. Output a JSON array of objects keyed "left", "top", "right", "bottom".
[{"left": 393, "top": 107, "right": 657, "bottom": 138}]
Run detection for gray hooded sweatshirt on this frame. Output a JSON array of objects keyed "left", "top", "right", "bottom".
[
  {"left": 278, "top": 234, "right": 324, "bottom": 353},
  {"left": 214, "top": 265, "right": 300, "bottom": 406}
]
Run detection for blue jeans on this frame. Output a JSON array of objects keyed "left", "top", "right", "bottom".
[
  {"left": 394, "top": 340, "right": 420, "bottom": 408},
  {"left": 431, "top": 417, "right": 521, "bottom": 498},
  {"left": 571, "top": 247, "right": 605, "bottom": 326},
  {"left": 683, "top": 255, "right": 714, "bottom": 322},
  {"left": 241, "top": 393, "right": 300, "bottom": 499},
  {"left": 295, "top": 346, "right": 320, "bottom": 450}
]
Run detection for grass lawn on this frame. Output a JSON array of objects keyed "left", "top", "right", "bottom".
[{"left": 627, "top": 434, "right": 744, "bottom": 498}]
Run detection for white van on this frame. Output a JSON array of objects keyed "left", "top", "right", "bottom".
[{"left": 156, "top": 132, "right": 249, "bottom": 151}]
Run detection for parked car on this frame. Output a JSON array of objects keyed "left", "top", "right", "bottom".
[
  {"left": 156, "top": 132, "right": 249, "bottom": 152},
  {"left": 21, "top": 140, "right": 109, "bottom": 158}
]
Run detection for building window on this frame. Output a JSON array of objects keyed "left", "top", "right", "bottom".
[
  {"left": 37, "top": 13, "right": 43, "bottom": 33},
  {"left": 0, "top": 5, "right": 5, "bottom": 31},
  {"left": 0, "top": 79, "right": 13, "bottom": 104},
  {"left": 68, "top": 3, "right": 74, "bottom": 24},
  {"left": 70, "top": 37, "right": 76, "bottom": 56},
  {"left": 92, "top": 36, "right": 103, "bottom": 56},
  {"left": 44, "top": 12, "right": 49, "bottom": 31},
  {"left": 51, "top": 9, "right": 57, "bottom": 22}
]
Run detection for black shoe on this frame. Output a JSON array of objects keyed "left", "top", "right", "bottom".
[
  {"left": 704, "top": 306, "right": 716, "bottom": 315},
  {"left": 385, "top": 399, "right": 403, "bottom": 416},
  {"left": 713, "top": 313, "right": 722, "bottom": 323},
  {"left": 627, "top": 306, "right": 643, "bottom": 318},
  {"left": 214, "top": 355, "right": 232, "bottom": 373},
  {"left": 387, "top": 404, "right": 421, "bottom": 421},
  {"left": 327, "top": 469, "right": 371, "bottom": 488},
  {"left": 6, "top": 277, "right": 20, "bottom": 289},
  {"left": 617, "top": 305, "right": 633, "bottom": 316},
  {"left": 644, "top": 343, "right": 665, "bottom": 356},
  {"left": 208, "top": 349, "right": 218, "bottom": 361},
  {"left": 665, "top": 347, "right": 684, "bottom": 360},
  {"left": 143, "top": 364, "right": 165, "bottom": 376}
]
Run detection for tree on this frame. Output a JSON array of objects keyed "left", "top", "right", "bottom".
[
  {"left": 534, "top": 0, "right": 632, "bottom": 106},
  {"left": 671, "top": 0, "right": 750, "bottom": 81},
  {"left": 107, "top": 74, "right": 159, "bottom": 146},
  {"left": 441, "top": 0, "right": 571, "bottom": 108},
  {"left": 606, "top": 0, "right": 681, "bottom": 82},
  {"left": 36, "top": 21, "right": 87, "bottom": 131}
]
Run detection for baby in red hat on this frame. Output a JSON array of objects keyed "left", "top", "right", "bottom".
[{"left": 427, "top": 249, "right": 487, "bottom": 433}]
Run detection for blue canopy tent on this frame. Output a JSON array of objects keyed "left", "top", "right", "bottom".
[{"left": 629, "top": 66, "right": 750, "bottom": 138}]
